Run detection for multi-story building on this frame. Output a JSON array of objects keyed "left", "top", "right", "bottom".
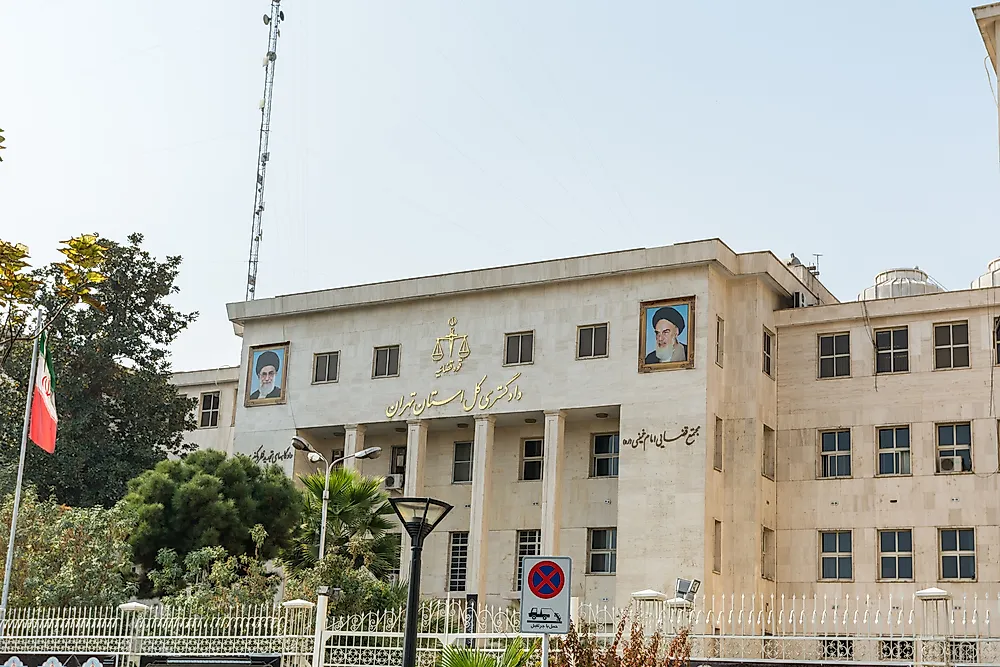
[{"left": 170, "top": 366, "right": 239, "bottom": 456}]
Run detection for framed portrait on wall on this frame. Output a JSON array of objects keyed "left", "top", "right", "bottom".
[
  {"left": 638, "top": 297, "right": 695, "bottom": 372},
  {"left": 245, "top": 342, "right": 289, "bottom": 406}
]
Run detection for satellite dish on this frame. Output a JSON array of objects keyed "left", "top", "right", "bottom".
[{"left": 263, "top": 14, "right": 270, "bottom": 25}]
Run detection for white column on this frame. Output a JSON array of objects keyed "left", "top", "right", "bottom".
[
  {"left": 541, "top": 410, "right": 566, "bottom": 556},
  {"left": 343, "top": 424, "right": 366, "bottom": 471},
  {"left": 467, "top": 415, "right": 495, "bottom": 602},
  {"left": 399, "top": 420, "right": 428, "bottom": 583}
]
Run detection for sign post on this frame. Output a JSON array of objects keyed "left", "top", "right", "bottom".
[{"left": 519, "top": 557, "right": 572, "bottom": 667}]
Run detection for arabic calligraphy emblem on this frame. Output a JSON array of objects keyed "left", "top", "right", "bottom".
[{"left": 432, "top": 317, "right": 471, "bottom": 377}]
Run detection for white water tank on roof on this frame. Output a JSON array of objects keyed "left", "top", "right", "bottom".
[
  {"left": 858, "top": 268, "right": 944, "bottom": 301},
  {"left": 971, "top": 258, "right": 1000, "bottom": 289}
]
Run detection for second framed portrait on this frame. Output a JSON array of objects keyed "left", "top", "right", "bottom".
[{"left": 638, "top": 297, "right": 695, "bottom": 372}]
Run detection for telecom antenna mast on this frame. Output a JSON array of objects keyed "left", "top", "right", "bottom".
[{"left": 246, "top": 0, "right": 285, "bottom": 301}]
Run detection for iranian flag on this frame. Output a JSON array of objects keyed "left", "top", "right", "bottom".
[{"left": 29, "top": 332, "right": 57, "bottom": 454}]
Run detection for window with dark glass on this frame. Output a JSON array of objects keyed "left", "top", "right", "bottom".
[
  {"left": 934, "top": 322, "right": 970, "bottom": 370},
  {"left": 504, "top": 332, "right": 534, "bottom": 365},
  {"left": 313, "top": 351, "right": 340, "bottom": 383},
  {"left": 875, "top": 327, "right": 908, "bottom": 374},
  {"left": 448, "top": 532, "right": 469, "bottom": 591},
  {"left": 198, "top": 391, "right": 220, "bottom": 428},
  {"left": 762, "top": 329, "right": 773, "bottom": 377},
  {"left": 878, "top": 426, "right": 911, "bottom": 476},
  {"left": 591, "top": 433, "right": 619, "bottom": 478},
  {"left": 995, "top": 316, "right": 1000, "bottom": 365},
  {"left": 818, "top": 333, "right": 850, "bottom": 378},
  {"left": 820, "top": 531, "right": 852, "bottom": 580},
  {"left": 453, "top": 441, "right": 473, "bottom": 483},
  {"left": 521, "top": 439, "right": 543, "bottom": 481},
  {"left": 879, "top": 530, "right": 913, "bottom": 580},
  {"left": 373, "top": 345, "right": 400, "bottom": 378},
  {"left": 515, "top": 530, "right": 541, "bottom": 590},
  {"left": 936, "top": 423, "right": 972, "bottom": 473},
  {"left": 588, "top": 528, "right": 617, "bottom": 574},
  {"left": 940, "top": 528, "right": 975, "bottom": 580},
  {"left": 819, "top": 430, "right": 851, "bottom": 478},
  {"left": 577, "top": 324, "right": 608, "bottom": 359}
]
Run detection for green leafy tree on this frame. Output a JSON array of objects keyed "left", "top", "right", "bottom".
[
  {"left": 126, "top": 450, "right": 302, "bottom": 572},
  {"left": 284, "top": 467, "right": 399, "bottom": 579},
  {"left": 0, "top": 233, "right": 195, "bottom": 506},
  {"left": 0, "top": 487, "right": 138, "bottom": 606},
  {"left": 283, "top": 554, "right": 406, "bottom": 616}
]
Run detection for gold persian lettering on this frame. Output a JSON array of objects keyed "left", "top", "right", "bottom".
[
  {"left": 621, "top": 425, "right": 702, "bottom": 450},
  {"left": 432, "top": 317, "right": 471, "bottom": 377},
  {"left": 385, "top": 373, "right": 523, "bottom": 420}
]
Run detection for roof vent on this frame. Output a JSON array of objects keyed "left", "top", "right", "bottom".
[
  {"left": 858, "top": 268, "right": 944, "bottom": 301},
  {"left": 971, "top": 258, "right": 1000, "bottom": 289}
]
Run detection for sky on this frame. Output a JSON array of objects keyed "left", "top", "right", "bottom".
[{"left": 3, "top": 1, "right": 999, "bottom": 372}]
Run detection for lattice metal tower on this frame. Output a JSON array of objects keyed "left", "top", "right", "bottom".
[{"left": 246, "top": 0, "right": 285, "bottom": 301}]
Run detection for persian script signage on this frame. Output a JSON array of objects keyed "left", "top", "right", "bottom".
[
  {"left": 386, "top": 373, "right": 523, "bottom": 420},
  {"left": 250, "top": 444, "right": 294, "bottom": 465},
  {"left": 622, "top": 425, "right": 701, "bottom": 450}
]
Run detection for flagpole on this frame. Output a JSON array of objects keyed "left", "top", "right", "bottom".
[{"left": 0, "top": 307, "right": 43, "bottom": 619}]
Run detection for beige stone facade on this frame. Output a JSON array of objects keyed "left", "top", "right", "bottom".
[{"left": 170, "top": 366, "right": 239, "bottom": 456}]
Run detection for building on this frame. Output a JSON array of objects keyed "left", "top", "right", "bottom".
[{"left": 170, "top": 366, "right": 239, "bottom": 456}]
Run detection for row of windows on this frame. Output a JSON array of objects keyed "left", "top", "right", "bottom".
[
  {"left": 311, "top": 324, "right": 612, "bottom": 383},
  {"left": 447, "top": 528, "right": 617, "bottom": 592},
  {"left": 450, "top": 433, "right": 621, "bottom": 483},
  {"left": 817, "top": 422, "right": 977, "bottom": 478}
]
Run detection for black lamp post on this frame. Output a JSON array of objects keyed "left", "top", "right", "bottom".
[{"left": 389, "top": 497, "right": 453, "bottom": 667}]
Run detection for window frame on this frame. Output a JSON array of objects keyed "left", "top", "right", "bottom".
[
  {"left": 874, "top": 326, "right": 909, "bottom": 375},
  {"left": 994, "top": 316, "right": 1000, "bottom": 366},
  {"left": 819, "top": 530, "right": 853, "bottom": 581},
  {"left": 761, "top": 526, "right": 776, "bottom": 581},
  {"left": 762, "top": 424, "right": 776, "bottom": 481},
  {"left": 876, "top": 425, "right": 911, "bottom": 477},
  {"left": 818, "top": 332, "right": 851, "bottom": 379},
  {"left": 520, "top": 438, "right": 544, "bottom": 481},
  {"left": 198, "top": 391, "right": 221, "bottom": 429},
  {"left": 312, "top": 351, "right": 340, "bottom": 384},
  {"left": 939, "top": 528, "right": 976, "bottom": 582},
  {"left": 713, "top": 416, "right": 724, "bottom": 472},
  {"left": 933, "top": 321, "right": 970, "bottom": 371},
  {"left": 590, "top": 433, "right": 620, "bottom": 478},
  {"left": 576, "top": 323, "right": 609, "bottom": 360},
  {"left": 587, "top": 527, "right": 617, "bottom": 575},
  {"left": 713, "top": 520, "right": 722, "bottom": 574},
  {"left": 452, "top": 441, "right": 474, "bottom": 484},
  {"left": 935, "top": 422, "right": 973, "bottom": 474},
  {"left": 372, "top": 344, "right": 401, "bottom": 379},
  {"left": 716, "top": 317, "right": 725, "bottom": 368},
  {"left": 877, "top": 528, "right": 914, "bottom": 582},
  {"left": 762, "top": 328, "right": 774, "bottom": 378},
  {"left": 818, "top": 429, "right": 852, "bottom": 479},
  {"left": 390, "top": 445, "right": 407, "bottom": 475},
  {"left": 514, "top": 529, "right": 541, "bottom": 591},
  {"left": 503, "top": 330, "right": 535, "bottom": 366},
  {"left": 448, "top": 531, "right": 469, "bottom": 592}
]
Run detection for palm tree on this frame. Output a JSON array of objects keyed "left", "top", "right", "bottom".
[
  {"left": 437, "top": 638, "right": 540, "bottom": 667},
  {"left": 284, "top": 467, "right": 400, "bottom": 578}
]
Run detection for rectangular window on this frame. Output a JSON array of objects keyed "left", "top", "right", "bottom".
[
  {"left": 313, "top": 351, "right": 340, "bottom": 383},
  {"left": 762, "top": 526, "right": 776, "bottom": 581},
  {"left": 877, "top": 426, "right": 911, "bottom": 476},
  {"left": 515, "top": 530, "right": 541, "bottom": 590},
  {"left": 504, "top": 331, "right": 534, "bottom": 365},
  {"left": 762, "top": 425, "right": 776, "bottom": 480},
  {"left": 879, "top": 529, "right": 913, "bottom": 581},
  {"left": 716, "top": 317, "right": 725, "bottom": 367},
  {"left": 521, "top": 439, "right": 544, "bottom": 481},
  {"left": 331, "top": 449, "right": 345, "bottom": 469},
  {"left": 818, "top": 333, "right": 850, "bottom": 378},
  {"left": 588, "top": 528, "right": 617, "bottom": 574},
  {"left": 995, "top": 316, "right": 1000, "bottom": 365},
  {"left": 940, "top": 528, "right": 976, "bottom": 580},
  {"left": 934, "top": 321, "right": 970, "bottom": 370},
  {"left": 937, "top": 422, "right": 972, "bottom": 473},
  {"left": 875, "top": 327, "right": 908, "bottom": 374},
  {"left": 372, "top": 345, "right": 400, "bottom": 378},
  {"left": 390, "top": 445, "right": 407, "bottom": 475},
  {"left": 452, "top": 441, "right": 474, "bottom": 483},
  {"left": 762, "top": 329, "right": 774, "bottom": 377},
  {"left": 820, "top": 530, "right": 853, "bottom": 580},
  {"left": 577, "top": 324, "right": 608, "bottom": 359},
  {"left": 591, "top": 433, "right": 620, "bottom": 478},
  {"left": 198, "top": 391, "right": 220, "bottom": 429},
  {"left": 448, "top": 532, "right": 469, "bottom": 592},
  {"left": 819, "top": 430, "right": 851, "bottom": 478},
  {"left": 387, "top": 533, "right": 403, "bottom": 583},
  {"left": 713, "top": 417, "right": 724, "bottom": 472},
  {"left": 713, "top": 520, "right": 722, "bottom": 574}
]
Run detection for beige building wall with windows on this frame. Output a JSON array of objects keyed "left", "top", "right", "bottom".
[{"left": 170, "top": 366, "right": 239, "bottom": 456}]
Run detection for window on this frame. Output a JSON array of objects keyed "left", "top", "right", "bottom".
[
  {"left": 762, "top": 329, "right": 773, "bottom": 377},
  {"left": 387, "top": 533, "right": 402, "bottom": 583},
  {"left": 716, "top": 317, "right": 725, "bottom": 367},
  {"left": 879, "top": 530, "right": 913, "bottom": 580},
  {"left": 591, "top": 433, "right": 619, "bottom": 478},
  {"left": 515, "top": 530, "right": 541, "bottom": 590},
  {"left": 936, "top": 422, "right": 972, "bottom": 473},
  {"left": 588, "top": 528, "right": 617, "bottom": 574},
  {"left": 819, "top": 430, "right": 851, "bottom": 478},
  {"left": 230, "top": 389, "right": 238, "bottom": 427},
  {"left": 818, "top": 333, "right": 850, "bottom": 378},
  {"left": 390, "top": 446, "right": 407, "bottom": 475},
  {"left": 762, "top": 425, "right": 775, "bottom": 480},
  {"left": 940, "top": 528, "right": 976, "bottom": 580},
  {"left": 713, "top": 417, "right": 724, "bottom": 471},
  {"left": 934, "top": 321, "right": 970, "bottom": 370},
  {"left": 331, "top": 449, "right": 345, "bottom": 469},
  {"left": 713, "top": 520, "right": 722, "bottom": 574},
  {"left": 874, "top": 327, "right": 908, "bottom": 374},
  {"left": 577, "top": 324, "right": 608, "bottom": 359},
  {"left": 198, "top": 391, "right": 220, "bottom": 428},
  {"left": 372, "top": 345, "right": 400, "bottom": 378},
  {"left": 762, "top": 526, "right": 775, "bottom": 581},
  {"left": 995, "top": 316, "right": 1000, "bottom": 365},
  {"left": 452, "top": 441, "right": 473, "bottom": 483},
  {"left": 313, "top": 351, "right": 340, "bottom": 383},
  {"left": 521, "top": 439, "right": 543, "bottom": 481},
  {"left": 877, "top": 426, "right": 911, "bottom": 476},
  {"left": 504, "top": 331, "right": 534, "bottom": 365},
  {"left": 820, "top": 531, "right": 852, "bottom": 580},
  {"left": 448, "top": 532, "right": 469, "bottom": 592}
]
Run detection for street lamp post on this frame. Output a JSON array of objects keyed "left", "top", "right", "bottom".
[
  {"left": 291, "top": 435, "right": 382, "bottom": 559},
  {"left": 389, "top": 497, "right": 453, "bottom": 667}
]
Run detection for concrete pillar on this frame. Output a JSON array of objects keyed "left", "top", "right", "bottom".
[
  {"left": 541, "top": 410, "right": 566, "bottom": 555},
  {"left": 467, "top": 415, "right": 495, "bottom": 602},
  {"left": 343, "top": 424, "right": 366, "bottom": 471},
  {"left": 399, "top": 420, "right": 428, "bottom": 582}
]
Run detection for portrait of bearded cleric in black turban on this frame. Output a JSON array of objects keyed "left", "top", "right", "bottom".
[
  {"left": 638, "top": 298, "right": 695, "bottom": 372},
  {"left": 246, "top": 342, "right": 289, "bottom": 405}
]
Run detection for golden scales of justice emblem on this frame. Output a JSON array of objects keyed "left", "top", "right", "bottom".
[{"left": 432, "top": 317, "right": 471, "bottom": 377}]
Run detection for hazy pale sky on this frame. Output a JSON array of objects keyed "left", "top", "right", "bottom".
[{"left": 3, "top": 1, "right": 998, "bottom": 371}]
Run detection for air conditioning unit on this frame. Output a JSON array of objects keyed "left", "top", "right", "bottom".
[
  {"left": 384, "top": 474, "right": 405, "bottom": 490},
  {"left": 939, "top": 456, "right": 964, "bottom": 473}
]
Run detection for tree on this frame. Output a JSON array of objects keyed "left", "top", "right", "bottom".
[
  {"left": 0, "top": 233, "right": 196, "bottom": 506},
  {"left": 126, "top": 450, "right": 303, "bottom": 572},
  {"left": 284, "top": 468, "right": 399, "bottom": 579},
  {"left": 0, "top": 487, "right": 138, "bottom": 606},
  {"left": 283, "top": 554, "right": 407, "bottom": 616}
]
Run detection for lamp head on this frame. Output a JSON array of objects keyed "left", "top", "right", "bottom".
[
  {"left": 307, "top": 452, "right": 322, "bottom": 463},
  {"left": 388, "top": 497, "right": 452, "bottom": 543},
  {"left": 291, "top": 435, "right": 316, "bottom": 453},
  {"left": 355, "top": 446, "right": 382, "bottom": 460}
]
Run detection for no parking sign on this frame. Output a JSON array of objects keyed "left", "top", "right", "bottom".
[{"left": 519, "top": 557, "right": 571, "bottom": 634}]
